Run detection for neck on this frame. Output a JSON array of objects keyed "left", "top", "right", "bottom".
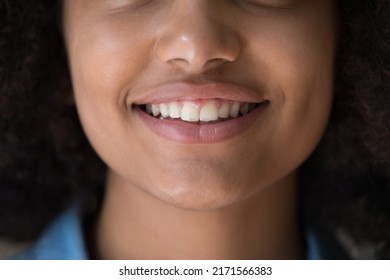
[{"left": 93, "top": 171, "right": 303, "bottom": 259}]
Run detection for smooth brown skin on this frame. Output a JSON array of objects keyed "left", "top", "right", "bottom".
[{"left": 63, "top": 0, "right": 337, "bottom": 259}]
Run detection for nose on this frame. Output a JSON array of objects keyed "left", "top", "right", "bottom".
[{"left": 155, "top": 1, "right": 241, "bottom": 74}]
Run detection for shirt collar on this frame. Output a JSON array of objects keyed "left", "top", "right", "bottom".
[{"left": 13, "top": 207, "right": 88, "bottom": 260}]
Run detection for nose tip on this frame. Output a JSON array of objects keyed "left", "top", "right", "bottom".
[
  {"left": 155, "top": 11, "right": 241, "bottom": 74},
  {"left": 156, "top": 33, "right": 240, "bottom": 73}
]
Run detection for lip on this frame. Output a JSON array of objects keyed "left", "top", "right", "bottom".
[
  {"left": 130, "top": 82, "right": 267, "bottom": 105},
  {"left": 131, "top": 82, "right": 269, "bottom": 144},
  {"left": 135, "top": 103, "right": 268, "bottom": 144}
]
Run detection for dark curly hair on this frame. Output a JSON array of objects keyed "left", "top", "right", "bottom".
[{"left": 0, "top": 0, "right": 389, "bottom": 258}]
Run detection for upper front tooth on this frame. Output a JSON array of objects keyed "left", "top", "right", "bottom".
[
  {"left": 169, "top": 102, "right": 181, "bottom": 118},
  {"left": 200, "top": 101, "right": 219, "bottom": 122},
  {"left": 230, "top": 102, "right": 240, "bottom": 118},
  {"left": 181, "top": 102, "right": 199, "bottom": 122}
]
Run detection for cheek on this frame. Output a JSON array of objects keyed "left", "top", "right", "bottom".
[
  {"left": 277, "top": 20, "right": 335, "bottom": 151},
  {"left": 244, "top": 11, "right": 335, "bottom": 173},
  {"left": 65, "top": 23, "right": 154, "bottom": 171},
  {"left": 68, "top": 21, "right": 152, "bottom": 101},
  {"left": 67, "top": 18, "right": 152, "bottom": 133}
]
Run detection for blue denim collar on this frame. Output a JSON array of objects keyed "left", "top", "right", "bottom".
[{"left": 12, "top": 207, "right": 88, "bottom": 260}]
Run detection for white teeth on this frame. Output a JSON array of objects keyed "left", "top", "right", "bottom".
[
  {"left": 200, "top": 101, "right": 219, "bottom": 122},
  {"left": 160, "top": 103, "right": 169, "bottom": 118},
  {"left": 230, "top": 102, "right": 240, "bottom": 118},
  {"left": 144, "top": 100, "right": 258, "bottom": 122},
  {"left": 152, "top": 104, "right": 160, "bottom": 117},
  {"left": 218, "top": 103, "right": 230, "bottom": 118},
  {"left": 168, "top": 102, "right": 181, "bottom": 118},
  {"left": 240, "top": 103, "right": 249, "bottom": 115},
  {"left": 181, "top": 102, "right": 199, "bottom": 122}
]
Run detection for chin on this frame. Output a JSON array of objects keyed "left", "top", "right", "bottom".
[{"left": 153, "top": 179, "right": 252, "bottom": 211}]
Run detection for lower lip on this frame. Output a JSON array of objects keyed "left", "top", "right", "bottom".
[{"left": 135, "top": 103, "right": 269, "bottom": 144}]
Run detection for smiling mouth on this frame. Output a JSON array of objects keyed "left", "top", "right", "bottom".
[
  {"left": 131, "top": 82, "right": 269, "bottom": 143},
  {"left": 136, "top": 99, "right": 265, "bottom": 124}
]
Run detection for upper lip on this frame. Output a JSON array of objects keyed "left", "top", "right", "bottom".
[{"left": 129, "top": 82, "right": 267, "bottom": 106}]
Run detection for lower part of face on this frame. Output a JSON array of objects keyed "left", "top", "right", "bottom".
[{"left": 63, "top": 0, "right": 337, "bottom": 210}]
